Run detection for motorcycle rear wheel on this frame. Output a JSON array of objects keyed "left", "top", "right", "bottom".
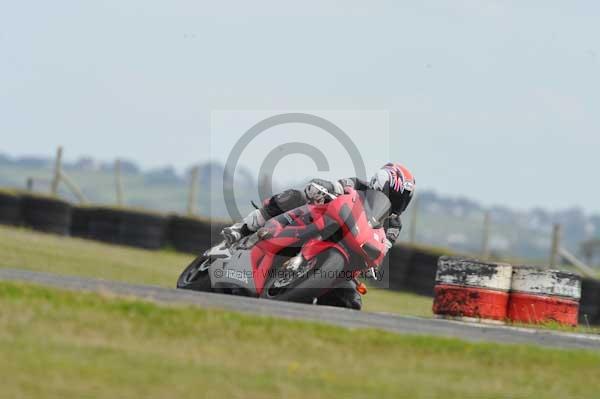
[{"left": 177, "top": 256, "right": 213, "bottom": 292}]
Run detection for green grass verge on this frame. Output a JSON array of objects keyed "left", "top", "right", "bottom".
[
  {"left": 0, "top": 187, "right": 22, "bottom": 196},
  {"left": 0, "top": 225, "right": 434, "bottom": 317},
  {"left": 1, "top": 224, "right": 595, "bottom": 332},
  {"left": 0, "top": 225, "right": 191, "bottom": 287},
  {"left": 0, "top": 187, "right": 73, "bottom": 202},
  {"left": 362, "top": 286, "right": 433, "bottom": 317},
  {"left": 2, "top": 281, "right": 600, "bottom": 399}
]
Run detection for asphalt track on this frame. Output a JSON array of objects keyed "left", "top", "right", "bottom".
[{"left": 1, "top": 268, "right": 600, "bottom": 351}]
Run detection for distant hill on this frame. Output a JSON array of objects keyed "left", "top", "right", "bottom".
[
  {"left": 1, "top": 151, "right": 598, "bottom": 263},
  {"left": 414, "top": 191, "right": 599, "bottom": 262},
  {"left": 0, "top": 153, "right": 258, "bottom": 219}
]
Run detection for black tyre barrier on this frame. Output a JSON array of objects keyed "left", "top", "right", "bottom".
[
  {"left": 404, "top": 250, "right": 442, "bottom": 297},
  {"left": 70, "top": 206, "right": 95, "bottom": 238},
  {"left": 119, "top": 211, "right": 167, "bottom": 250},
  {"left": 88, "top": 207, "right": 168, "bottom": 249},
  {"left": 21, "top": 194, "right": 72, "bottom": 235},
  {"left": 88, "top": 208, "right": 121, "bottom": 244},
  {"left": 167, "top": 215, "right": 228, "bottom": 254},
  {"left": 0, "top": 191, "right": 21, "bottom": 226},
  {"left": 370, "top": 244, "right": 415, "bottom": 290},
  {"left": 579, "top": 278, "right": 600, "bottom": 325},
  {"left": 369, "top": 244, "right": 447, "bottom": 297}
]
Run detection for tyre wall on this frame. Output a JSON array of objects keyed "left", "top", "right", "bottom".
[
  {"left": 0, "top": 191, "right": 22, "bottom": 226},
  {"left": 21, "top": 194, "right": 72, "bottom": 235},
  {"left": 167, "top": 215, "right": 228, "bottom": 254}
]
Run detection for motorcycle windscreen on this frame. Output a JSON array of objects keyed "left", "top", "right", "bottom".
[{"left": 360, "top": 189, "right": 391, "bottom": 228}]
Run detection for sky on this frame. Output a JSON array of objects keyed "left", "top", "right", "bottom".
[{"left": 1, "top": 1, "right": 599, "bottom": 212}]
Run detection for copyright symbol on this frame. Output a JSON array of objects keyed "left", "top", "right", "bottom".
[
  {"left": 214, "top": 269, "right": 223, "bottom": 278},
  {"left": 222, "top": 112, "right": 367, "bottom": 221}
]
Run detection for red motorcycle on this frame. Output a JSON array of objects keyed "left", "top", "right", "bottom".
[{"left": 177, "top": 187, "right": 390, "bottom": 305}]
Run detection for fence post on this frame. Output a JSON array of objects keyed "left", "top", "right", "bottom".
[
  {"left": 187, "top": 166, "right": 200, "bottom": 216},
  {"left": 481, "top": 211, "right": 491, "bottom": 259},
  {"left": 409, "top": 195, "right": 418, "bottom": 244},
  {"left": 115, "top": 159, "right": 124, "bottom": 206},
  {"left": 50, "top": 146, "right": 63, "bottom": 196},
  {"left": 583, "top": 244, "right": 593, "bottom": 267},
  {"left": 59, "top": 171, "right": 88, "bottom": 204},
  {"left": 550, "top": 224, "right": 561, "bottom": 267}
]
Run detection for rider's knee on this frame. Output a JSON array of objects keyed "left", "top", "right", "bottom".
[{"left": 264, "top": 189, "right": 307, "bottom": 217}]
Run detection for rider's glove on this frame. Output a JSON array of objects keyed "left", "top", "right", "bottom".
[
  {"left": 384, "top": 238, "right": 393, "bottom": 251},
  {"left": 385, "top": 214, "right": 402, "bottom": 244},
  {"left": 304, "top": 179, "right": 343, "bottom": 204}
]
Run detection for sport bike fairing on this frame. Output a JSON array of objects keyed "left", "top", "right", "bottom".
[{"left": 207, "top": 189, "right": 390, "bottom": 296}]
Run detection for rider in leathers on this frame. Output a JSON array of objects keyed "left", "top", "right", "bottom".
[{"left": 222, "top": 163, "right": 416, "bottom": 310}]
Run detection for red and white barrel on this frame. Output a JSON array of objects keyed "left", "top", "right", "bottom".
[
  {"left": 433, "top": 257, "right": 512, "bottom": 324},
  {"left": 507, "top": 267, "right": 581, "bottom": 327}
]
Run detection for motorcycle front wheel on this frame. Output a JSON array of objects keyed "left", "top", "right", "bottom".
[
  {"left": 260, "top": 249, "right": 347, "bottom": 303},
  {"left": 176, "top": 256, "right": 213, "bottom": 292}
]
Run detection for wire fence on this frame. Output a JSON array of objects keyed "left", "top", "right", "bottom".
[{"left": 401, "top": 194, "right": 598, "bottom": 276}]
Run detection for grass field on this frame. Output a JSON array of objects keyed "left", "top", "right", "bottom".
[
  {"left": 0, "top": 225, "right": 191, "bottom": 287},
  {"left": 0, "top": 225, "right": 434, "bottom": 317},
  {"left": 2, "top": 224, "right": 599, "bottom": 332},
  {"left": 2, "top": 281, "right": 600, "bottom": 399}
]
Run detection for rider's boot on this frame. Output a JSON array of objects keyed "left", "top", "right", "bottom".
[
  {"left": 221, "top": 208, "right": 266, "bottom": 245},
  {"left": 221, "top": 222, "right": 248, "bottom": 244},
  {"left": 316, "top": 280, "right": 363, "bottom": 310}
]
